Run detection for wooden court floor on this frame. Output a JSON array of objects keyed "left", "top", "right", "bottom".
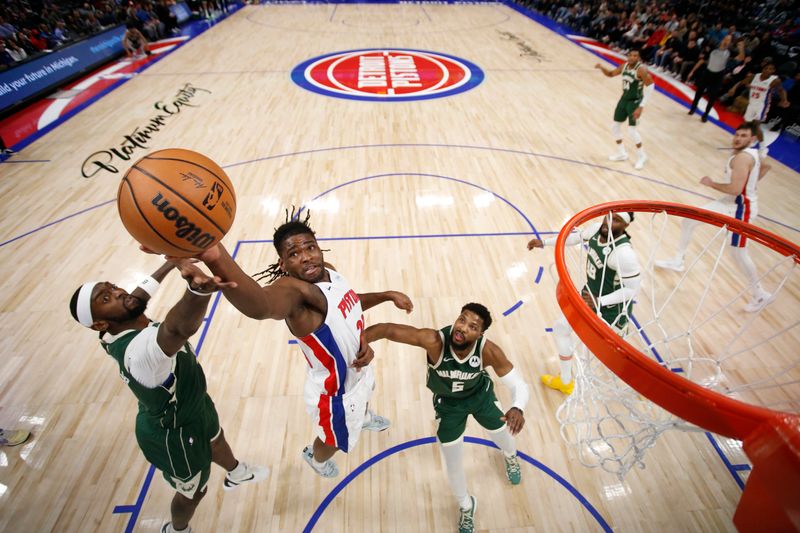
[{"left": 0, "top": 3, "right": 798, "bottom": 532}]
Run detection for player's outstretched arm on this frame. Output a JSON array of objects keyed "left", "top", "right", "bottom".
[
  {"left": 483, "top": 341, "right": 528, "bottom": 435},
  {"left": 364, "top": 323, "right": 441, "bottom": 353},
  {"left": 157, "top": 261, "right": 236, "bottom": 355},
  {"left": 594, "top": 63, "right": 623, "bottom": 77},
  {"left": 197, "top": 243, "right": 305, "bottom": 321},
  {"left": 358, "top": 291, "right": 414, "bottom": 313},
  {"left": 130, "top": 261, "right": 176, "bottom": 303}
]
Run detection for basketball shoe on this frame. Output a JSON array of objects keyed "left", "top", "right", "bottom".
[
  {"left": 634, "top": 152, "right": 647, "bottom": 170},
  {"left": 161, "top": 523, "right": 192, "bottom": 533},
  {"left": 458, "top": 495, "right": 477, "bottom": 533},
  {"left": 0, "top": 429, "right": 30, "bottom": 446},
  {"left": 608, "top": 151, "right": 629, "bottom": 161},
  {"left": 541, "top": 374, "right": 574, "bottom": 395},
  {"left": 362, "top": 410, "right": 390, "bottom": 432},
  {"left": 302, "top": 446, "right": 339, "bottom": 478},
  {"left": 504, "top": 455, "right": 521, "bottom": 485},
  {"left": 223, "top": 461, "right": 269, "bottom": 491},
  {"left": 654, "top": 257, "right": 685, "bottom": 272},
  {"left": 744, "top": 291, "right": 775, "bottom": 313}
]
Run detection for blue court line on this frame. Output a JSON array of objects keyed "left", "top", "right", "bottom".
[
  {"left": 292, "top": 172, "right": 540, "bottom": 236},
  {"left": 545, "top": 327, "right": 553, "bottom": 332},
  {"left": 288, "top": 339, "right": 298, "bottom": 344},
  {"left": 503, "top": 300, "right": 524, "bottom": 316},
  {"left": 303, "top": 436, "right": 611, "bottom": 532},
  {"left": 534, "top": 266, "right": 544, "bottom": 284},
  {"left": 705, "top": 432, "right": 746, "bottom": 489},
  {"left": 732, "top": 463, "right": 752, "bottom": 472},
  {"left": 240, "top": 231, "right": 538, "bottom": 245},
  {"left": 0, "top": 199, "right": 115, "bottom": 248}
]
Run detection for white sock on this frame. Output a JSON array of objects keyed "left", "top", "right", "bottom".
[
  {"left": 459, "top": 495, "right": 473, "bottom": 511},
  {"left": 487, "top": 427, "right": 516, "bottom": 457},
  {"left": 440, "top": 441, "right": 469, "bottom": 508},
  {"left": 674, "top": 218, "right": 700, "bottom": 261},
  {"left": 559, "top": 357, "right": 573, "bottom": 384},
  {"left": 553, "top": 316, "right": 574, "bottom": 358},
  {"left": 637, "top": 148, "right": 645, "bottom": 158},
  {"left": 729, "top": 246, "right": 765, "bottom": 297},
  {"left": 362, "top": 409, "right": 373, "bottom": 426},
  {"left": 228, "top": 461, "right": 246, "bottom": 479},
  {"left": 616, "top": 144, "right": 627, "bottom": 155}
]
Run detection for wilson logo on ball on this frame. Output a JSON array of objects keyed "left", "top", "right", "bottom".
[
  {"left": 291, "top": 48, "right": 484, "bottom": 102},
  {"left": 151, "top": 192, "right": 217, "bottom": 248}
]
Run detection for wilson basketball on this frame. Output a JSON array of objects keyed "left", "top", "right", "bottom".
[{"left": 117, "top": 148, "right": 236, "bottom": 257}]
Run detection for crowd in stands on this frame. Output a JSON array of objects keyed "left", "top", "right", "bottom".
[
  {"left": 0, "top": 0, "right": 200, "bottom": 70},
  {"left": 519, "top": 0, "right": 800, "bottom": 133}
]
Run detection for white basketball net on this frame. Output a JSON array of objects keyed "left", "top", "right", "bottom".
[{"left": 555, "top": 208, "right": 800, "bottom": 478}]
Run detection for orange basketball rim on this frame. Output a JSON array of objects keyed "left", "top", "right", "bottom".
[{"left": 554, "top": 200, "right": 800, "bottom": 532}]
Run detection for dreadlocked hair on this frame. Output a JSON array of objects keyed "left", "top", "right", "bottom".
[{"left": 252, "top": 207, "right": 316, "bottom": 284}]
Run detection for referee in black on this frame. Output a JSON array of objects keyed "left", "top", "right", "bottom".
[{"left": 687, "top": 34, "right": 745, "bottom": 122}]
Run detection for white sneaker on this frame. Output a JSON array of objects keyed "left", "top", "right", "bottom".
[
  {"left": 743, "top": 292, "right": 775, "bottom": 313},
  {"left": 161, "top": 523, "right": 193, "bottom": 533},
  {"left": 609, "top": 152, "right": 629, "bottom": 161},
  {"left": 301, "top": 445, "right": 339, "bottom": 478},
  {"left": 223, "top": 461, "right": 269, "bottom": 491},
  {"left": 634, "top": 153, "right": 647, "bottom": 170},
  {"left": 362, "top": 410, "right": 391, "bottom": 432},
  {"left": 654, "top": 258, "right": 684, "bottom": 272}
]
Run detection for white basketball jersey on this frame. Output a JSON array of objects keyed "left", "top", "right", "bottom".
[
  {"left": 721, "top": 147, "right": 759, "bottom": 206},
  {"left": 296, "top": 268, "right": 364, "bottom": 396},
  {"left": 748, "top": 73, "right": 777, "bottom": 109}
]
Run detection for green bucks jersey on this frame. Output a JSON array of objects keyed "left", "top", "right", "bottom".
[
  {"left": 427, "top": 325, "right": 491, "bottom": 398},
  {"left": 621, "top": 62, "right": 643, "bottom": 101},
  {"left": 101, "top": 322, "right": 208, "bottom": 429},
  {"left": 585, "top": 231, "right": 633, "bottom": 328}
]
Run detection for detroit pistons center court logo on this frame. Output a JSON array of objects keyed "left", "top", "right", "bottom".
[{"left": 291, "top": 48, "right": 484, "bottom": 102}]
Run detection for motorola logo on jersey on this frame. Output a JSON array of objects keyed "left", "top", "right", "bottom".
[{"left": 291, "top": 48, "right": 484, "bottom": 102}]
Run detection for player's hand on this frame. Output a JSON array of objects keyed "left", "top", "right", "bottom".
[
  {"left": 633, "top": 107, "right": 643, "bottom": 120},
  {"left": 139, "top": 244, "right": 205, "bottom": 265},
  {"left": 527, "top": 238, "right": 544, "bottom": 250},
  {"left": 177, "top": 261, "right": 237, "bottom": 293},
  {"left": 195, "top": 243, "right": 223, "bottom": 263},
  {"left": 700, "top": 175, "right": 713, "bottom": 187},
  {"left": 581, "top": 288, "right": 596, "bottom": 311},
  {"left": 389, "top": 291, "right": 414, "bottom": 313},
  {"left": 351, "top": 341, "right": 375, "bottom": 371},
  {"left": 594, "top": 63, "right": 603, "bottom": 70},
  {"left": 501, "top": 407, "right": 525, "bottom": 435}
]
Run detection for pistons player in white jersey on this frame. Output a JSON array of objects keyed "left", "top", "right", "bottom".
[
  {"left": 728, "top": 62, "right": 789, "bottom": 158},
  {"left": 197, "top": 211, "right": 413, "bottom": 477},
  {"left": 656, "top": 122, "right": 774, "bottom": 312}
]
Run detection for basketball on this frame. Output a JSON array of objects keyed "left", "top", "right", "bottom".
[{"left": 117, "top": 148, "right": 236, "bottom": 257}]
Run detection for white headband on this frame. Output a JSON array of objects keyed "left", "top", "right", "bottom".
[
  {"left": 616, "top": 212, "right": 632, "bottom": 224},
  {"left": 76, "top": 281, "right": 100, "bottom": 328}
]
